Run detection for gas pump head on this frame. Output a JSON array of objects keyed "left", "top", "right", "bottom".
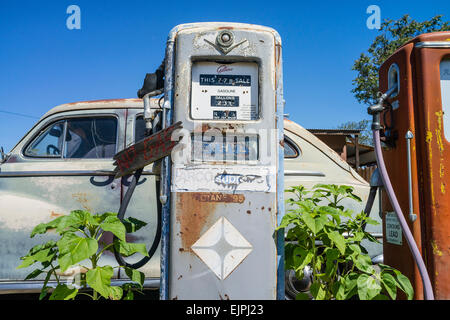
[{"left": 159, "top": 23, "right": 285, "bottom": 300}]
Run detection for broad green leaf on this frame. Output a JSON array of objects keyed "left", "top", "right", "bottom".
[
  {"left": 317, "top": 206, "right": 341, "bottom": 224},
  {"left": 302, "top": 212, "right": 327, "bottom": 235},
  {"left": 108, "top": 286, "right": 123, "bottom": 300},
  {"left": 114, "top": 240, "right": 148, "bottom": 257},
  {"left": 17, "top": 256, "right": 36, "bottom": 269},
  {"left": 24, "top": 269, "right": 44, "bottom": 281},
  {"left": 30, "top": 216, "right": 65, "bottom": 237},
  {"left": 123, "top": 217, "right": 147, "bottom": 233},
  {"left": 357, "top": 274, "right": 382, "bottom": 300},
  {"left": 295, "top": 292, "right": 311, "bottom": 300},
  {"left": 17, "top": 244, "right": 57, "bottom": 269},
  {"left": 333, "top": 277, "right": 346, "bottom": 300},
  {"left": 124, "top": 267, "right": 145, "bottom": 288},
  {"left": 49, "top": 284, "right": 78, "bottom": 300},
  {"left": 310, "top": 282, "right": 326, "bottom": 300},
  {"left": 121, "top": 283, "right": 142, "bottom": 300},
  {"left": 354, "top": 254, "right": 375, "bottom": 274},
  {"left": 92, "top": 212, "right": 117, "bottom": 225},
  {"left": 100, "top": 216, "right": 126, "bottom": 241},
  {"left": 327, "top": 231, "right": 346, "bottom": 255},
  {"left": 373, "top": 294, "right": 390, "bottom": 300},
  {"left": 57, "top": 233, "right": 98, "bottom": 271},
  {"left": 56, "top": 210, "right": 91, "bottom": 232},
  {"left": 292, "top": 247, "right": 314, "bottom": 272},
  {"left": 324, "top": 248, "right": 340, "bottom": 277},
  {"left": 381, "top": 272, "right": 397, "bottom": 300},
  {"left": 394, "top": 273, "right": 414, "bottom": 300},
  {"left": 86, "top": 266, "right": 114, "bottom": 299}
]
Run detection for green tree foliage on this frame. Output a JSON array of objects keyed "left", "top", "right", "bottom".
[
  {"left": 337, "top": 119, "right": 372, "bottom": 146},
  {"left": 352, "top": 14, "right": 450, "bottom": 106}
]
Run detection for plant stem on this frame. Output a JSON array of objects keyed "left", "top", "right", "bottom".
[{"left": 90, "top": 256, "right": 98, "bottom": 300}]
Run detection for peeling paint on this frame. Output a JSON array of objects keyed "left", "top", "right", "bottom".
[{"left": 431, "top": 240, "right": 443, "bottom": 256}]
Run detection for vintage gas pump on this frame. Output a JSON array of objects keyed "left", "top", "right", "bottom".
[
  {"left": 155, "top": 23, "right": 285, "bottom": 300},
  {"left": 372, "top": 31, "right": 450, "bottom": 299}
]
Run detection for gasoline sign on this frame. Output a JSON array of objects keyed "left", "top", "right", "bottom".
[{"left": 191, "top": 61, "right": 259, "bottom": 120}]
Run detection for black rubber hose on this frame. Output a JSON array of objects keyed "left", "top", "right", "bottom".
[
  {"left": 113, "top": 167, "right": 162, "bottom": 269},
  {"left": 362, "top": 186, "right": 378, "bottom": 231}
]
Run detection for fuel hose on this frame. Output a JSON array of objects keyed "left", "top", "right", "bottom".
[
  {"left": 372, "top": 129, "right": 434, "bottom": 300},
  {"left": 113, "top": 168, "right": 162, "bottom": 270}
]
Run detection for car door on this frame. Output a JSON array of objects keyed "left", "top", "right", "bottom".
[
  {"left": 117, "top": 108, "right": 161, "bottom": 281},
  {"left": 0, "top": 109, "right": 126, "bottom": 282}
]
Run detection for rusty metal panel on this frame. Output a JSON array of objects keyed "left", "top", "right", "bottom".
[
  {"left": 413, "top": 34, "right": 450, "bottom": 299},
  {"left": 379, "top": 31, "right": 450, "bottom": 299}
]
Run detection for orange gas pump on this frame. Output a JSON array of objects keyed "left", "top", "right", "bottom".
[{"left": 377, "top": 31, "right": 450, "bottom": 300}]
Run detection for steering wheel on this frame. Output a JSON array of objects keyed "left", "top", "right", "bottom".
[{"left": 47, "top": 144, "right": 60, "bottom": 155}]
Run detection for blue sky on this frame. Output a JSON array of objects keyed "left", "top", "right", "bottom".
[{"left": 1, "top": 0, "right": 450, "bottom": 152}]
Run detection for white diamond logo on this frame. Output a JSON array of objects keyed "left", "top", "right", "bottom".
[{"left": 191, "top": 217, "right": 253, "bottom": 280}]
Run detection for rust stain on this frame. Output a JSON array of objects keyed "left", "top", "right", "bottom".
[
  {"left": 72, "top": 192, "right": 92, "bottom": 212},
  {"left": 279, "top": 139, "right": 285, "bottom": 148},
  {"left": 50, "top": 211, "right": 64, "bottom": 218},
  {"left": 246, "top": 210, "right": 251, "bottom": 215},
  {"left": 176, "top": 193, "right": 218, "bottom": 251}
]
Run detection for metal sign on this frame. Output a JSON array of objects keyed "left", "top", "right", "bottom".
[
  {"left": 385, "top": 212, "right": 402, "bottom": 245},
  {"left": 112, "top": 121, "right": 182, "bottom": 178}
]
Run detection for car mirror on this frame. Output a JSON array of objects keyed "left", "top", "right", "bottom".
[{"left": 0, "top": 147, "right": 6, "bottom": 162}]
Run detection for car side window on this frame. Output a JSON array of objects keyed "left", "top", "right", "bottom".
[
  {"left": 135, "top": 115, "right": 147, "bottom": 142},
  {"left": 24, "top": 121, "right": 65, "bottom": 157},
  {"left": 25, "top": 117, "right": 118, "bottom": 159},
  {"left": 64, "top": 118, "right": 117, "bottom": 159},
  {"left": 284, "top": 137, "right": 300, "bottom": 158}
]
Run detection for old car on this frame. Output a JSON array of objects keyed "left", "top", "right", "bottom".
[{"left": 0, "top": 98, "right": 381, "bottom": 296}]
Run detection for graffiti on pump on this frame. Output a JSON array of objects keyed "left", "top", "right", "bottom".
[{"left": 214, "top": 171, "right": 264, "bottom": 190}]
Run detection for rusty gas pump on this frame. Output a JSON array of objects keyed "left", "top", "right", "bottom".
[
  {"left": 159, "top": 23, "right": 285, "bottom": 300},
  {"left": 374, "top": 31, "right": 450, "bottom": 299}
]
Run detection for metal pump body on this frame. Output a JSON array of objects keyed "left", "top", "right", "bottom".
[{"left": 160, "top": 22, "right": 285, "bottom": 300}]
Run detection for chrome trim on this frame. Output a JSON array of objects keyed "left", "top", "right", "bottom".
[
  {"left": 284, "top": 170, "right": 325, "bottom": 177},
  {"left": 415, "top": 41, "right": 450, "bottom": 48},
  {"left": 0, "top": 278, "right": 160, "bottom": 294},
  {"left": 0, "top": 170, "right": 157, "bottom": 177}
]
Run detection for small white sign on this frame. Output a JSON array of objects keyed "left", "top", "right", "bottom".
[
  {"left": 385, "top": 212, "right": 402, "bottom": 245},
  {"left": 191, "top": 61, "right": 259, "bottom": 120}
]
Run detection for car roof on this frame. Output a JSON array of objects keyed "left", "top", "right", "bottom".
[{"left": 40, "top": 98, "right": 160, "bottom": 120}]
